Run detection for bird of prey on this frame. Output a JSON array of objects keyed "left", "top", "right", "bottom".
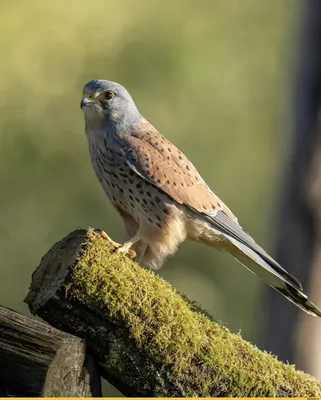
[{"left": 81, "top": 79, "right": 321, "bottom": 317}]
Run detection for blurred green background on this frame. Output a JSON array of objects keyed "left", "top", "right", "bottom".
[{"left": 0, "top": 0, "right": 301, "bottom": 394}]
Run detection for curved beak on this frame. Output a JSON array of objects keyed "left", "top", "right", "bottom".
[{"left": 80, "top": 96, "right": 93, "bottom": 109}]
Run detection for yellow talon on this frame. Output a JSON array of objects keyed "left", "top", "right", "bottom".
[
  {"left": 96, "top": 229, "right": 136, "bottom": 259},
  {"left": 115, "top": 244, "right": 136, "bottom": 259}
]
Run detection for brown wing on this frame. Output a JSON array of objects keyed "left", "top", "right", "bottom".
[
  {"left": 124, "top": 120, "right": 237, "bottom": 220},
  {"left": 124, "top": 122, "right": 313, "bottom": 300}
]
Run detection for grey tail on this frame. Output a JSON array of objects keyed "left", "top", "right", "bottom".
[
  {"left": 226, "top": 236, "right": 321, "bottom": 317},
  {"left": 277, "top": 282, "right": 321, "bottom": 317}
]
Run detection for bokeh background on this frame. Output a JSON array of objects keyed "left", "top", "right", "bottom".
[{"left": 2, "top": 0, "right": 321, "bottom": 395}]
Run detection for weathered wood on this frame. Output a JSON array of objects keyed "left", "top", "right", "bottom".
[
  {"left": 0, "top": 305, "right": 102, "bottom": 397},
  {"left": 25, "top": 229, "right": 321, "bottom": 397}
]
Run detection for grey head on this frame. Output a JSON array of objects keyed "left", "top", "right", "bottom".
[{"left": 80, "top": 80, "right": 143, "bottom": 133}]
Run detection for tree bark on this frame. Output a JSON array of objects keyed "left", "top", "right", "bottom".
[
  {"left": 0, "top": 305, "right": 102, "bottom": 397},
  {"left": 25, "top": 229, "right": 321, "bottom": 397}
]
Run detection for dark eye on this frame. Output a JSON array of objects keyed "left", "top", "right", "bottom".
[{"left": 101, "top": 90, "right": 114, "bottom": 101}]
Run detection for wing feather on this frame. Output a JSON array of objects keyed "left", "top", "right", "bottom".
[{"left": 124, "top": 121, "right": 237, "bottom": 219}]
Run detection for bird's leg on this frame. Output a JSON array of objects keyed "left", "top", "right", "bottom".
[
  {"left": 98, "top": 230, "right": 121, "bottom": 248},
  {"left": 96, "top": 229, "right": 136, "bottom": 259},
  {"left": 133, "top": 242, "right": 149, "bottom": 264},
  {"left": 116, "top": 231, "right": 143, "bottom": 256}
]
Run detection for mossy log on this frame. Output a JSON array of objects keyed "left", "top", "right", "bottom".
[{"left": 25, "top": 229, "right": 321, "bottom": 397}]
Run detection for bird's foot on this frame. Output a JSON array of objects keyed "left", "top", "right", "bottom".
[
  {"left": 96, "top": 229, "right": 136, "bottom": 259},
  {"left": 115, "top": 241, "right": 137, "bottom": 259}
]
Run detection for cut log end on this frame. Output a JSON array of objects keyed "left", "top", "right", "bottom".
[{"left": 0, "top": 305, "right": 102, "bottom": 397}]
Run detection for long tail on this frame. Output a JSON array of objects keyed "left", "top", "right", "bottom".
[
  {"left": 225, "top": 236, "right": 321, "bottom": 317},
  {"left": 196, "top": 209, "right": 321, "bottom": 317}
]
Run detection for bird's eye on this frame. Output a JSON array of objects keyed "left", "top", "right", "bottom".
[{"left": 101, "top": 90, "right": 114, "bottom": 101}]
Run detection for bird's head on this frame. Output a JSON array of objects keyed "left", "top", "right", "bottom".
[{"left": 81, "top": 80, "right": 142, "bottom": 131}]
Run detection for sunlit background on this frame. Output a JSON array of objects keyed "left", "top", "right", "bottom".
[{"left": 3, "top": 0, "right": 320, "bottom": 395}]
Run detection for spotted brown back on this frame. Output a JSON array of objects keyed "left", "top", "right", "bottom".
[{"left": 122, "top": 121, "right": 237, "bottom": 220}]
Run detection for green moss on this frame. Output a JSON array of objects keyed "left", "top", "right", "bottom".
[{"left": 68, "top": 229, "right": 321, "bottom": 397}]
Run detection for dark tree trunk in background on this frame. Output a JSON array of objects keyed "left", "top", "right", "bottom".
[
  {"left": 296, "top": 115, "right": 321, "bottom": 379},
  {"left": 262, "top": 0, "right": 321, "bottom": 374}
]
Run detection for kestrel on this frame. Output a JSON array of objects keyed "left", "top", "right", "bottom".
[{"left": 81, "top": 79, "right": 321, "bottom": 317}]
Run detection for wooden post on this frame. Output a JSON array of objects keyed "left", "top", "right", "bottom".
[{"left": 0, "top": 305, "right": 102, "bottom": 397}]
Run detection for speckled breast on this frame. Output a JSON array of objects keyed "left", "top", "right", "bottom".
[{"left": 89, "top": 139, "right": 171, "bottom": 229}]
